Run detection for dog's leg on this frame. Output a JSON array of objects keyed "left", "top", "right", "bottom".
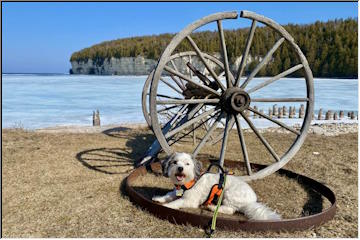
[
  {"left": 163, "top": 198, "right": 185, "bottom": 209},
  {"left": 207, "top": 204, "right": 236, "bottom": 215},
  {"left": 152, "top": 189, "right": 177, "bottom": 203}
]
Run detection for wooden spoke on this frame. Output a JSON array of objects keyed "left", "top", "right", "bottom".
[
  {"left": 160, "top": 77, "right": 183, "bottom": 95},
  {"left": 219, "top": 114, "right": 233, "bottom": 167},
  {"left": 157, "top": 105, "right": 180, "bottom": 114},
  {"left": 247, "top": 64, "right": 304, "bottom": 94},
  {"left": 165, "top": 108, "right": 219, "bottom": 139},
  {"left": 170, "top": 59, "right": 186, "bottom": 89},
  {"left": 193, "top": 112, "right": 224, "bottom": 157},
  {"left": 240, "top": 111, "right": 280, "bottom": 162},
  {"left": 234, "top": 114, "right": 252, "bottom": 175},
  {"left": 252, "top": 97, "right": 308, "bottom": 102},
  {"left": 156, "top": 94, "right": 182, "bottom": 100},
  {"left": 186, "top": 36, "right": 226, "bottom": 91},
  {"left": 217, "top": 20, "right": 231, "bottom": 88},
  {"left": 235, "top": 20, "right": 257, "bottom": 87},
  {"left": 164, "top": 66, "right": 221, "bottom": 96},
  {"left": 209, "top": 117, "right": 235, "bottom": 145},
  {"left": 170, "top": 75, "right": 186, "bottom": 91},
  {"left": 248, "top": 106, "right": 301, "bottom": 135},
  {"left": 240, "top": 37, "right": 285, "bottom": 89},
  {"left": 156, "top": 98, "right": 219, "bottom": 105},
  {"left": 166, "top": 103, "right": 191, "bottom": 128},
  {"left": 169, "top": 112, "right": 215, "bottom": 146}
]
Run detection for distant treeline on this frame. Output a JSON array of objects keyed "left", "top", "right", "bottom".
[{"left": 70, "top": 18, "right": 357, "bottom": 78}]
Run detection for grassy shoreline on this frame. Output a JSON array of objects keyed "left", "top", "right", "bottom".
[{"left": 2, "top": 126, "right": 358, "bottom": 237}]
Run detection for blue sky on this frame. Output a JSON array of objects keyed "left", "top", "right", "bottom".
[{"left": 2, "top": 2, "right": 358, "bottom": 73}]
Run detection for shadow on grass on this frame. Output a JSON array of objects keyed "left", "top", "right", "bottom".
[
  {"left": 76, "top": 127, "right": 156, "bottom": 174},
  {"left": 277, "top": 170, "right": 324, "bottom": 216},
  {"left": 76, "top": 148, "right": 134, "bottom": 174}
]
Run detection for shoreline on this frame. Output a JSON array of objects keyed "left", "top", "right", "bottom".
[{"left": 12, "top": 121, "right": 356, "bottom": 136}]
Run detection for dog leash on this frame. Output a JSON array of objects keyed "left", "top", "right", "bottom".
[{"left": 205, "top": 163, "right": 228, "bottom": 238}]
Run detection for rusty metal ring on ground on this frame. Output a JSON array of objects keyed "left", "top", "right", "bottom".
[{"left": 125, "top": 156, "right": 336, "bottom": 232}]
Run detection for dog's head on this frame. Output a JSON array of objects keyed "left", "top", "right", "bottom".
[{"left": 161, "top": 152, "right": 202, "bottom": 185}]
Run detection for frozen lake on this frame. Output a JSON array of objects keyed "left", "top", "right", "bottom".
[{"left": 2, "top": 74, "right": 358, "bottom": 129}]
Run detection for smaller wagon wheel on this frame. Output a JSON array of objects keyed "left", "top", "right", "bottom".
[
  {"left": 142, "top": 51, "right": 226, "bottom": 144},
  {"left": 149, "top": 11, "right": 314, "bottom": 181}
]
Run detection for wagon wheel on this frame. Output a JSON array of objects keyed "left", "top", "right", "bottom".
[
  {"left": 142, "top": 51, "right": 226, "bottom": 144},
  {"left": 149, "top": 11, "right": 314, "bottom": 181}
]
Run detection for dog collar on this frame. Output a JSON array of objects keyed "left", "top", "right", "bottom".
[{"left": 175, "top": 179, "right": 196, "bottom": 197}]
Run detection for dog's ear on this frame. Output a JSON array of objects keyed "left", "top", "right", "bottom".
[
  {"left": 161, "top": 153, "right": 175, "bottom": 177},
  {"left": 193, "top": 156, "right": 203, "bottom": 179}
]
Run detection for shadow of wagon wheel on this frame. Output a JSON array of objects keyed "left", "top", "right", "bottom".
[
  {"left": 76, "top": 148, "right": 134, "bottom": 174},
  {"left": 102, "top": 127, "right": 157, "bottom": 160}
]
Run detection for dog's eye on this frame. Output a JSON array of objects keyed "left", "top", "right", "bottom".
[
  {"left": 186, "top": 163, "right": 190, "bottom": 166},
  {"left": 173, "top": 161, "right": 177, "bottom": 165}
]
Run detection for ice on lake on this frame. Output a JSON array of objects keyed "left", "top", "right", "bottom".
[{"left": 2, "top": 74, "right": 358, "bottom": 129}]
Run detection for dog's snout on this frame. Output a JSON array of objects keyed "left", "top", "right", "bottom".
[{"left": 178, "top": 166, "right": 183, "bottom": 172}]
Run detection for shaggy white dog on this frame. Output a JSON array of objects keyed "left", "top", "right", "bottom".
[{"left": 152, "top": 152, "right": 281, "bottom": 220}]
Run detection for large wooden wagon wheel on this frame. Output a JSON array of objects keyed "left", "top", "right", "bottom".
[
  {"left": 149, "top": 10, "right": 314, "bottom": 180},
  {"left": 142, "top": 51, "right": 227, "bottom": 145}
]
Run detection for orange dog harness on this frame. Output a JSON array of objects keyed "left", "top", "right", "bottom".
[{"left": 174, "top": 163, "right": 227, "bottom": 206}]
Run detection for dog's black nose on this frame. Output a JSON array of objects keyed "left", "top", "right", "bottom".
[{"left": 178, "top": 166, "right": 183, "bottom": 172}]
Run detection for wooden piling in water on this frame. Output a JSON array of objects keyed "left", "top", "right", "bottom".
[
  {"left": 93, "top": 110, "right": 100, "bottom": 126},
  {"left": 288, "top": 106, "right": 292, "bottom": 118},
  {"left": 268, "top": 108, "right": 273, "bottom": 118},
  {"left": 299, "top": 104, "right": 305, "bottom": 118},
  {"left": 278, "top": 107, "right": 283, "bottom": 119},
  {"left": 283, "top": 106, "right": 287, "bottom": 118},
  {"left": 339, "top": 111, "right": 344, "bottom": 119},
  {"left": 333, "top": 112, "right": 338, "bottom": 120},
  {"left": 273, "top": 104, "right": 277, "bottom": 116},
  {"left": 350, "top": 111, "right": 355, "bottom": 120},
  {"left": 318, "top": 108, "right": 323, "bottom": 120}
]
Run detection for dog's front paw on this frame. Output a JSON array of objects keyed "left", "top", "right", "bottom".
[{"left": 152, "top": 196, "right": 166, "bottom": 203}]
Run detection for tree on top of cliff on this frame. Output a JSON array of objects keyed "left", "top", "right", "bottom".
[{"left": 70, "top": 18, "right": 357, "bottom": 78}]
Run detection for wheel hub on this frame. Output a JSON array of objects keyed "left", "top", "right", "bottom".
[{"left": 220, "top": 87, "right": 251, "bottom": 113}]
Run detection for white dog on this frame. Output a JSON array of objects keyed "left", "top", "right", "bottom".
[{"left": 152, "top": 152, "right": 281, "bottom": 220}]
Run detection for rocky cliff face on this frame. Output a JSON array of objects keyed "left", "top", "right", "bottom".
[
  {"left": 70, "top": 56, "right": 158, "bottom": 75},
  {"left": 70, "top": 54, "right": 259, "bottom": 75}
]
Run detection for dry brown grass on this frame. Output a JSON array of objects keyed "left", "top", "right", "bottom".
[{"left": 2, "top": 126, "right": 358, "bottom": 237}]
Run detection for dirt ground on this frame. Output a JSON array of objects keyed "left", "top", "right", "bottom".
[{"left": 2, "top": 126, "right": 358, "bottom": 237}]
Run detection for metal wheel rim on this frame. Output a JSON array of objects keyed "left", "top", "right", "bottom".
[{"left": 149, "top": 10, "right": 314, "bottom": 180}]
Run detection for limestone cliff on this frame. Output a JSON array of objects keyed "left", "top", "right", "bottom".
[
  {"left": 70, "top": 56, "right": 158, "bottom": 75},
  {"left": 70, "top": 54, "right": 259, "bottom": 76}
]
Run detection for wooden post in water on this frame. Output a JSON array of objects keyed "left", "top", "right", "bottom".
[
  {"left": 334, "top": 112, "right": 338, "bottom": 120},
  {"left": 273, "top": 104, "right": 277, "bottom": 116},
  {"left": 325, "top": 110, "right": 332, "bottom": 120},
  {"left": 318, "top": 108, "right": 323, "bottom": 120},
  {"left": 299, "top": 104, "right": 305, "bottom": 118},
  {"left": 339, "top": 111, "right": 344, "bottom": 119},
  {"left": 348, "top": 111, "right": 351, "bottom": 117},
  {"left": 283, "top": 106, "right": 287, "bottom": 118},
  {"left": 288, "top": 106, "right": 293, "bottom": 118},
  {"left": 93, "top": 110, "right": 100, "bottom": 126},
  {"left": 278, "top": 107, "right": 283, "bottom": 119},
  {"left": 268, "top": 108, "right": 273, "bottom": 118},
  {"left": 292, "top": 106, "right": 296, "bottom": 118},
  {"left": 350, "top": 111, "right": 355, "bottom": 120}
]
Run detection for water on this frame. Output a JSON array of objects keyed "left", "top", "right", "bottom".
[{"left": 2, "top": 74, "right": 358, "bottom": 129}]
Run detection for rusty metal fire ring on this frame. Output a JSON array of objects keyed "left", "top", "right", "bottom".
[{"left": 125, "top": 156, "right": 336, "bottom": 232}]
